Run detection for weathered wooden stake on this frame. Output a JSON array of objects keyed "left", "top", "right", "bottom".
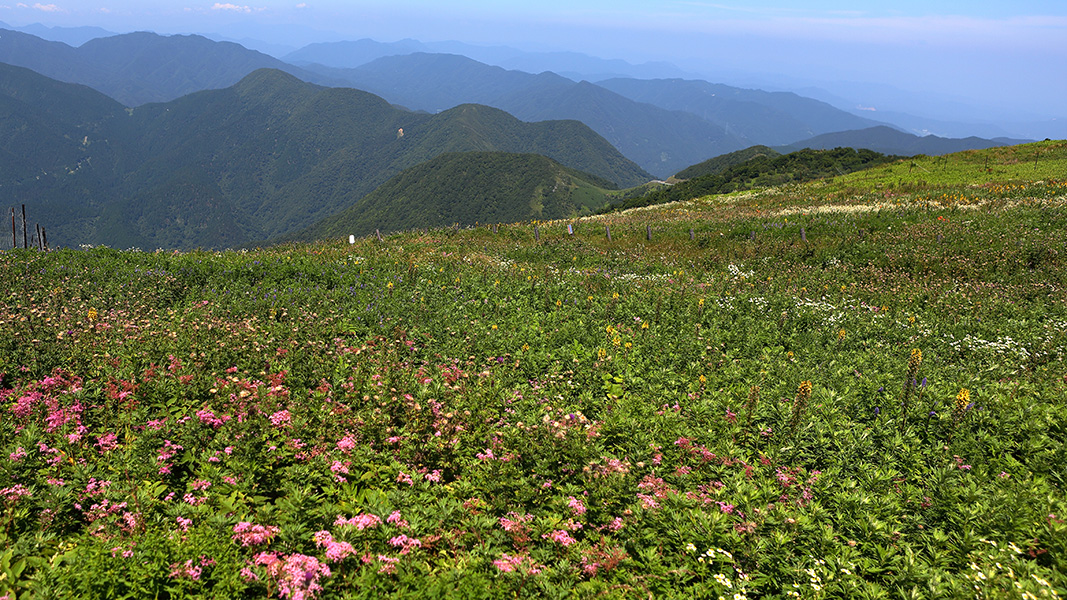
[
  {"left": 10, "top": 208, "right": 14, "bottom": 249},
  {"left": 493, "top": 223, "right": 498, "bottom": 234},
  {"left": 605, "top": 225, "right": 612, "bottom": 241},
  {"left": 41, "top": 227, "right": 47, "bottom": 252},
  {"left": 534, "top": 225, "right": 540, "bottom": 241},
  {"left": 36, "top": 224, "right": 42, "bottom": 251},
  {"left": 376, "top": 229, "right": 383, "bottom": 242},
  {"left": 646, "top": 224, "right": 652, "bottom": 241},
  {"left": 689, "top": 228, "right": 694, "bottom": 241},
  {"left": 22, "top": 204, "right": 28, "bottom": 249},
  {"left": 800, "top": 227, "right": 807, "bottom": 243}
]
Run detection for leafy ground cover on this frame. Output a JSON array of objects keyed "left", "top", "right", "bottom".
[{"left": 2, "top": 141, "right": 1067, "bottom": 599}]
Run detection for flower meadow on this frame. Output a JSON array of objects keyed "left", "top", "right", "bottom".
[{"left": 3, "top": 142, "right": 1067, "bottom": 598}]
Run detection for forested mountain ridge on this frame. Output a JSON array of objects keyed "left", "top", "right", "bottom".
[
  {"left": 285, "top": 151, "right": 619, "bottom": 242},
  {"left": 1, "top": 67, "right": 651, "bottom": 249}
]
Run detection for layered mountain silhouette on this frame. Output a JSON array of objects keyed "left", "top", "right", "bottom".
[
  {"left": 306, "top": 53, "right": 749, "bottom": 176},
  {"left": 0, "top": 28, "right": 332, "bottom": 106},
  {"left": 778, "top": 126, "right": 1031, "bottom": 156}
]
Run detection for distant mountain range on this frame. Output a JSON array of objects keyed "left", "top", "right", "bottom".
[
  {"left": 0, "top": 28, "right": 334, "bottom": 106},
  {"left": 297, "top": 53, "right": 748, "bottom": 177},
  {"left": 1, "top": 28, "right": 1034, "bottom": 178},
  {"left": 1, "top": 64, "right": 649, "bottom": 249},
  {"left": 777, "top": 126, "right": 1030, "bottom": 157}
]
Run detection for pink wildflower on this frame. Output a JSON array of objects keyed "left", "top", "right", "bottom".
[
  {"left": 386, "top": 511, "right": 409, "bottom": 528},
  {"left": 567, "top": 496, "right": 587, "bottom": 516},
  {"left": 388, "top": 534, "right": 422, "bottom": 555},
  {"left": 336, "top": 434, "right": 358, "bottom": 452},
  {"left": 542, "top": 530, "right": 577, "bottom": 546},
  {"left": 95, "top": 433, "right": 119, "bottom": 453},
  {"left": 232, "top": 522, "right": 280, "bottom": 546},
  {"left": 334, "top": 513, "right": 382, "bottom": 530},
  {"left": 269, "top": 410, "right": 292, "bottom": 428}
]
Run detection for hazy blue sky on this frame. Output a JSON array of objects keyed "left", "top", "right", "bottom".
[{"left": 3, "top": 1, "right": 1065, "bottom": 120}]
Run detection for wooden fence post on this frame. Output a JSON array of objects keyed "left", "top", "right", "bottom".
[
  {"left": 646, "top": 224, "right": 651, "bottom": 241},
  {"left": 534, "top": 225, "right": 540, "bottom": 241},
  {"left": 22, "top": 204, "right": 27, "bottom": 249},
  {"left": 800, "top": 227, "right": 807, "bottom": 243},
  {"left": 9, "top": 208, "right": 14, "bottom": 249},
  {"left": 376, "top": 229, "right": 383, "bottom": 243},
  {"left": 41, "top": 227, "right": 47, "bottom": 252},
  {"left": 689, "top": 228, "right": 694, "bottom": 241},
  {"left": 605, "top": 225, "right": 611, "bottom": 241}
]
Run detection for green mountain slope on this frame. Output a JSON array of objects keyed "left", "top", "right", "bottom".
[
  {"left": 674, "top": 145, "right": 782, "bottom": 180},
  {"left": 289, "top": 151, "right": 616, "bottom": 241},
  {"left": 1, "top": 67, "right": 650, "bottom": 249}
]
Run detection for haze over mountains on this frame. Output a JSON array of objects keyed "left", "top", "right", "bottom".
[{"left": 0, "top": 23, "right": 1049, "bottom": 249}]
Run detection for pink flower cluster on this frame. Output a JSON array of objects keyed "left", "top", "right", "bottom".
[
  {"left": 196, "top": 408, "right": 231, "bottom": 429},
  {"left": 313, "top": 530, "right": 355, "bottom": 563},
  {"left": 541, "top": 530, "right": 577, "bottom": 546},
  {"left": 388, "top": 534, "right": 422, "bottom": 555},
  {"left": 232, "top": 521, "right": 280, "bottom": 546},
  {"left": 335, "top": 434, "right": 358, "bottom": 453},
  {"left": 168, "top": 557, "right": 210, "bottom": 581},
  {"left": 95, "top": 432, "right": 119, "bottom": 453},
  {"left": 334, "top": 513, "right": 381, "bottom": 530},
  {"left": 156, "top": 440, "right": 183, "bottom": 475},
  {"left": 567, "top": 496, "right": 587, "bottom": 516},
  {"left": 386, "top": 510, "right": 409, "bottom": 529},
  {"left": 636, "top": 475, "right": 676, "bottom": 510},
  {"left": 252, "top": 552, "right": 331, "bottom": 600},
  {"left": 0, "top": 484, "right": 31, "bottom": 502},
  {"left": 269, "top": 409, "right": 292, "bottom": 428},
  {"left": 493, "top": 553, "right": 542, "bottom": 574}
]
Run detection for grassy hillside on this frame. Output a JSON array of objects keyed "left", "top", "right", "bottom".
[
  {"left": 602, "top": 147, "right": 900, "bottom": 214},
  {"left": 289, "top": 151, "right": 617, "bottom": 241},
  {"left": 2, "top": 141, "right": 1065, "bottom": 599}
]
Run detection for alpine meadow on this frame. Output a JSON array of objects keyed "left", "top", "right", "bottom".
[{"left": 3, "top": 140, "right": 1067, "bottom": 599}]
